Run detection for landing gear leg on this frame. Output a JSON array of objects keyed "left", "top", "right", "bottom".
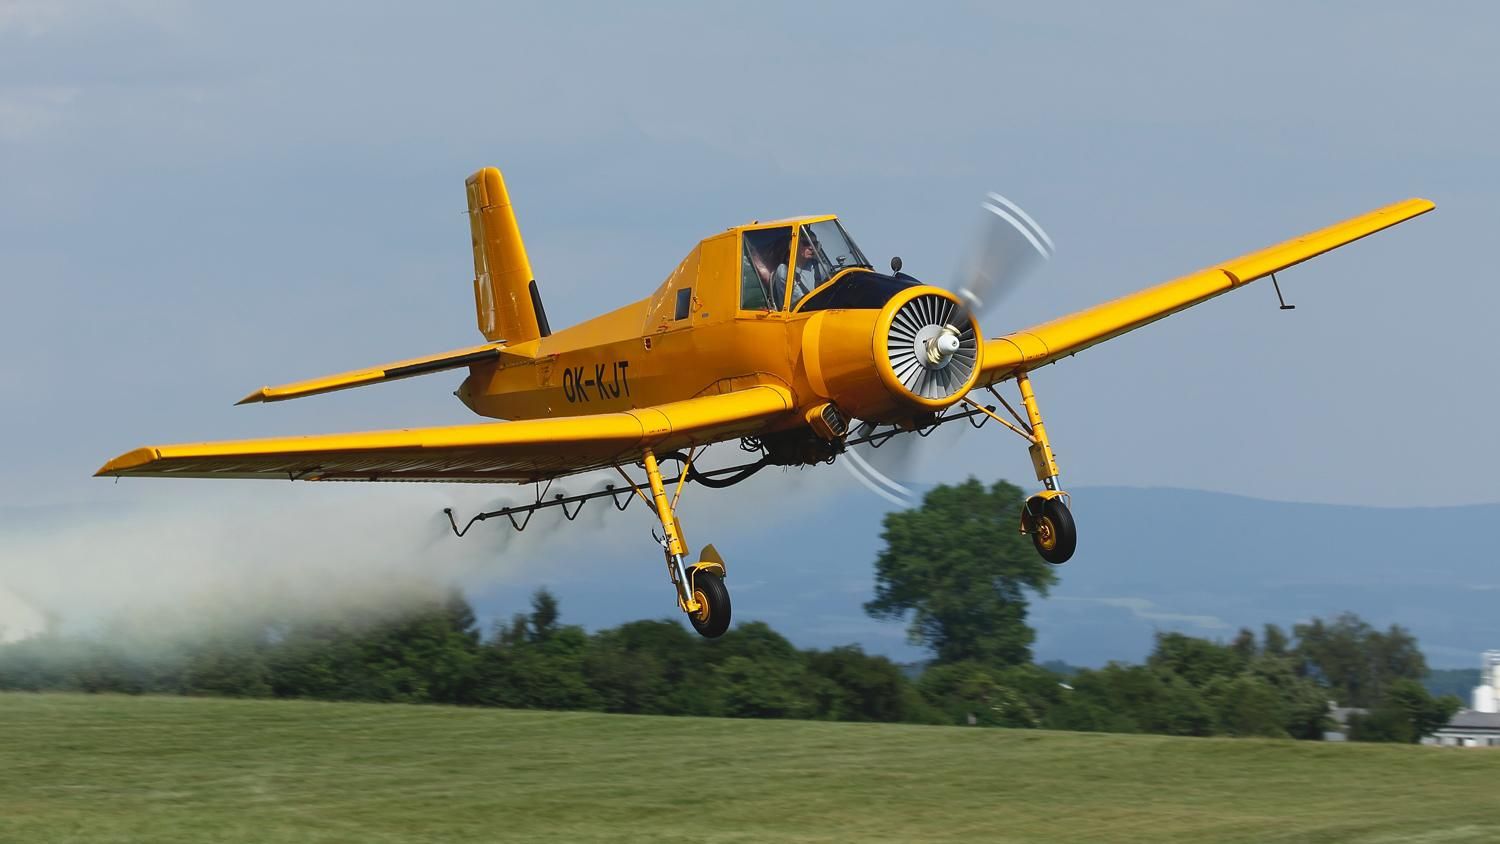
[
  {"left": 1015, "top": 373, "right": 1077, "bottom": 564},
  {"left": 635, "top": 449, "right": 732, "bottom": 638}
]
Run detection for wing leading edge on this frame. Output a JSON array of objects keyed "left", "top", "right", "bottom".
[
  {"left": 99, "top": 386, "right": 795, "bottom": 483},
  {"left": 979, "top": 198, "right": 1434, "bottom": 382}
]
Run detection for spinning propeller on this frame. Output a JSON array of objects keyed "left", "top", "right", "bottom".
[{"left": 843, "top": 192, "right": 1055, "bottom": 507}]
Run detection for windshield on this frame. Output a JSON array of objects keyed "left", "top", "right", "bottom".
[{"left": 790, "top": 220, "right": 870, "bottom": 308}]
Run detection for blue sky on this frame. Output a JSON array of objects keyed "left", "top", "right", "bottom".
[{"left": 1, "top": 1, "right": 1495, "bottom": 647}]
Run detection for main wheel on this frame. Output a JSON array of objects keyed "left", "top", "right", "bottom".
[
  {"left": 1027, "top": 496, "right": 1077, "bottom": 565},
  {"left": 687, "top": 569, "right": 732, "bottom": 639}
]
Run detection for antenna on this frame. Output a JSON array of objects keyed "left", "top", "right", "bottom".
[{"left": 1271, "top": 272, "right": 1296, "bottom": 310}]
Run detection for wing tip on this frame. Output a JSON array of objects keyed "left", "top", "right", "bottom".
[{"left": 95, "top": 447, "right": 161, "bottom": 477}]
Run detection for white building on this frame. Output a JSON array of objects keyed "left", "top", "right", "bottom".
[{"left": 1427, "top": 650, "right": 1500, "bottom": 748}]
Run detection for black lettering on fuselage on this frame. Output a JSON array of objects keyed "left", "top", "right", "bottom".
[
  {"left": 594, "top": 364, "right": 609, "bottom": 400},
  {"left": 562, "top": 360, "right": 633, "bottom": 404}
]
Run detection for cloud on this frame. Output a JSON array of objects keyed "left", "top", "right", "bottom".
[{"left": 1054, "top": 596, "right": 1231, "bottom": 632}]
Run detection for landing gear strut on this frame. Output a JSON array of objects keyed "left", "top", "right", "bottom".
[
  {"left": 1014, "top": 373, "right": 1077, "bottom": 564},
  {"left": 619, "top": 448, "right": 732, "bottom": 638},
  {"left": 965, "top": 372, "right": 1078, "bottom": 564}
]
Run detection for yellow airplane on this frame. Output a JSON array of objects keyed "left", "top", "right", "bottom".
[{"left": 97, "top": 167, "right": 1434, "bottom": 638}]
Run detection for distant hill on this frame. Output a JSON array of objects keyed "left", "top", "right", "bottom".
[
  {"left": 1023, "top": 486, "right": 1500, "bottom": 669},
  {"left": 472, "top": 485, "right": 1500, "bottom": 669},
  {"left": 1427, "top": 668, "right": 1483, "bottom": 700}
]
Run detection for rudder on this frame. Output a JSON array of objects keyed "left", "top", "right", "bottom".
[{"left": 466, "top": 167, "right": 550, "bottom": 343}]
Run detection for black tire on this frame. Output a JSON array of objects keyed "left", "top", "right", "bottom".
[
  {"left": 687, "top": 570, "right": 732, "bottom": 638},
  {"left": 1027, "top": 496, "right": 1077, "bottom": 565}
]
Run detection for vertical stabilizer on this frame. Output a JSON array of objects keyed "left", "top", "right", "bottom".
[{"left": 466, "top": 167, "right": 549, "bottom": 343}]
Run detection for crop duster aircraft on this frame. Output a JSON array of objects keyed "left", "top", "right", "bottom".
[{"left": 98, "top": 167, "right": 1434, "bottom": 638}]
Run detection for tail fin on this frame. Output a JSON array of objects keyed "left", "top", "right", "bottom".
[{"left": 466, "top": 167, "right": 551, "bottom": 343}]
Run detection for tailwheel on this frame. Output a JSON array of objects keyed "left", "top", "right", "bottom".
[
  {"left": 686, "top": 569, "right": 732, "bottom": 639},
  {"left": 1026, "top": 495, "right": 1076, "bottom": 565}
]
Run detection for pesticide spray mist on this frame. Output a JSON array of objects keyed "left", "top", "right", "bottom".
[
  {"left": 0, "top": 444, "right": 921, "bottom": 656},
  {"left": 0, "top": 479, "right": 619, "bottom": 647}
]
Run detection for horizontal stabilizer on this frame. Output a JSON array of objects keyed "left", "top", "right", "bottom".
[{"left": 237, "top": 341, "right": 534, "bottom": 405}]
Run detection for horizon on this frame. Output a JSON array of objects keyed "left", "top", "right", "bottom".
[
  {"left": 5, "top": 483, "right": 1497, "bottom": 669},
  {"left": 2, "top": 2, "right": 1495, "bottom": 676}
]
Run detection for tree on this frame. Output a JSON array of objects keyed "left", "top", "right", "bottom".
[
  {"left": 917, "top": 662, "right": 1055, "bottom": 728},
  {"left": 1060, "top": 663, "right": 1214, "bottom": 736},
  {"left": 526, "top": 589, "right": 561, "bottom": 643},
  {"left": 1230, "top": 628, "right": 1257, "bottom": 662},
  {"left": 478, "top": 590, "right": 597, "bottom": 711},
  {"left": 1201, "top": 675, "right": 1287, "bottom": 738},
  {"left": 700, "top": 621, "right": 801, "bottom": 667},
  {"left": 1293, "top": 613, "right": 1426, "bottom": 707},
  {"left": 1348, "top": 679, "right": 1462, "bottom": 743},
  {"left": 713, "top": 656, "right": 807, "bottom": 719},
  {"left": 584, "top": 620, "right": 710, "bottom": 715},
  {"left": 1262, "top": 624, "right": 1290, "bottom": 657},
  {"left": 1246, "top": 654, "right": 1331, "bottom": 740},
  {"left": 1148, "top": 632, "right": 1245, "bottom": 688},
  {"left": 805, "top": 646, "right": 913, "bottom": 723},
  {"left": 181, "top": 637, "right": 271, "bottom": 698},
  {"left": 865, "top": 479, "right": 1057, "bottom": 667}
]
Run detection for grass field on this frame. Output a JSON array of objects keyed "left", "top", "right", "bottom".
[{"left": 3, "top": 693, "right": 1498, "bottom": 843}]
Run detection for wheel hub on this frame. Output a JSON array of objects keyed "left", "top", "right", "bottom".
[{"left": 1035, "top": 516, "right": 1057, "bottom": 551}]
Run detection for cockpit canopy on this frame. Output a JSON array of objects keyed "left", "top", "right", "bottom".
[{"left": 739, "top": 218, "right": 875, "bottom": 312}]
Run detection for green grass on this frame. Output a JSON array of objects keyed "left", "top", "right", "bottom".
[{"left": 3, "top": 694, "right": 1498, "bottom": 843}]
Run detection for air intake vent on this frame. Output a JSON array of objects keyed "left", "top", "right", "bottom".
[
  {"left": 821, "top": 403, "right": 848, "bottom": 437},
  {"left": 805, "top": 402, "right": 849, "bottom": 441},
  {"left": 884, "top": 294, "right": 978, "bottom": 401}
]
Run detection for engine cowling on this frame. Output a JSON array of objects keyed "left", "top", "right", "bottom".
[{"left": 801, "top": 286, "right": 982, "bottom": 422}]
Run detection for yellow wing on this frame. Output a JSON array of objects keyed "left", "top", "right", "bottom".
[
  {"left": 979, "top": 198, "right": 1434, "bottom": 382},
  {"left": 235, "top": 340, "right": 540, "bottom": 405},
  {"left": 98, "top": 386, "right": 794, "bottom": 483}
]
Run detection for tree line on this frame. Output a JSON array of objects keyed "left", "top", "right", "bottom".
[
  {"left": 0, "top": 479, "right": 1463, "bottom": 741},
  {"left": 0, "top": 589, "right": 931, "bottom": 722},
  {"left": 0, "top": 589, "right": 1459, "bottom": 742}
]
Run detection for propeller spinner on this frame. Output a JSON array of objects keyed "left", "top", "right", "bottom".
[{"left": 844, "top": 191, "right": 1055, "bottom": 507}]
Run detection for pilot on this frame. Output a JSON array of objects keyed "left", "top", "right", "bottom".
[
  {"left": 773, "top": 237, "right": 823, "bottom": 305},
  {"left": 745, "top": 246, "right": 778, "bottom": 310}
]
